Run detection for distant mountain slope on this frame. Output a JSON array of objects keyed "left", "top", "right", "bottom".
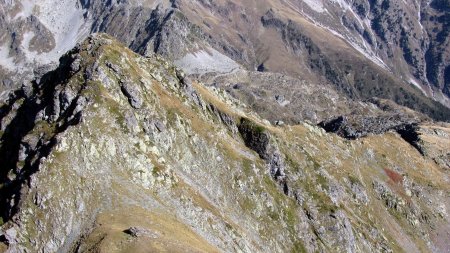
[{"left": 0, "top": 0, "right": 449, "bottom": 122}]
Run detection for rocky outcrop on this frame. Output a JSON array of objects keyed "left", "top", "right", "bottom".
[
  {"left": 319, "top": 104, "right": 449, "bottom": 174},
  {"left": 120, "top": 80, "right": 143, "bottom": 109},
  {"left": 238, "top": 118, "right": 286, "bottom": 180},
  {"left": 402, "top": 123, "right": 450, "bottom": 170},
  {"left": 319, "top": 98, "right": 426, "bottom": 139},
  {"left": 0, "top": 48, "right": 89, "bottom": 222},
  {"left": 319, "top": 115, "right": 419, "bottom": 139},
  {"left": 123, "top": 226, "right": 160, "bottom": 238}
]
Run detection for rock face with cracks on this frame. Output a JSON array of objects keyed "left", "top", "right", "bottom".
[{"left": 0, "top": 34, "right": 449, "bottom": 253}]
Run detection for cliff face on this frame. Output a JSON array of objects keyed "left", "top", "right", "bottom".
[
  {"left": 1, "top": 0, "right": 449, "bottom": 123},
  {"left": 0, "top": 34, "right": 449, "bottom": 253}
]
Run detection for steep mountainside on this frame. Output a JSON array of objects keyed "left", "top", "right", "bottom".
[
  {"left": 1, "top": 0, "right": 449, "bottom": 123},
  {"left": 0, "top": 0, "right": 90, "bottom": 85},
  {"left": 285, "top": 0, "right": 450, "bottom": 104},
  {"left": 0, "top": 34, "right": 449, "bottom": 253}
]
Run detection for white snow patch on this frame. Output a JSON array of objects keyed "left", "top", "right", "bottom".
[
  {"left": 363, "top": 18, "right": 372, "bottom": 29},
  {"left": 417, "top": 3, "right": 424, "bottom": 32},
  {"left": 300, "top": 14, "right": 389, "bottom": 71},
  {"left": 0, "top": 45, "right": 16, "bottom": 71},
  {"left": 13, "top": 0, "right": 34, "bottom": 20},
  {"left": 35, "top": 0, "right": 86, "bottom": 53},
  {"left": 300, "top": 11, "right": 389, "bottom": 71},
  {"left": 1, "top": 0, "right": 88, "bottom": 72},
  {"left": 302, "top": 0, "right": 325, "bottom": 13},
  {"left": 174, "top": 48, "right": 241, "bottom": 75},
  {"left": 330, "top": 0, "right": 348, "bottom": 8},
  {"left": 347, "top": 6, "right": 365, "bottom": 28},
  {"left": 346, "top": 36, "right": 389, "bottom": 70},
  {"left": 409, "top": 78, "right": 427, "bottom": 95},
  {"left": 21, "top": 31, "right": 34, "bottom": 51}
]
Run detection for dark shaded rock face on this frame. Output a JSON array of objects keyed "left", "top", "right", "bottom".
[
  {"left": 257, "top": 8, "right": 450, "bottom": 121},
  {"left": 317, "top": 103, "right": 435, "bottom": 160},
  {"left": 238, "top": 118, "right": 270, "bottom": 159},
  {"left": 319, "top": 114, "right": 420, "bottom": 140},
  {"left": 337, "top": 0, "right": 450, "bottom": 102},
  {"left": 0, "top": 47, "right": 87, "bottom": 222},
  {"left": 261, "top": 10, "right": 357, "bottom": 99},
  {"left": 206, "top": 103, "right": 238, "bottom": 134},
  {"left": 319, "top": 116, "right": 349, "bottom": 137},
  {"left": 237, "top": 118, "right": 285, "bottom": 179},
  {"left": 396, "top": 124, "right": 423, "bottom": 155},
  {"left": 422, "top": 0, "right": 450, "bottom": 96}
]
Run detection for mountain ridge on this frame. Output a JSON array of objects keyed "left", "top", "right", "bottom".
[
  {"left": 1, "top": 0, "right": 449, "bottom": 123},
  {"left": 0, "top": 33, "right": 449, "bottom": 253}
]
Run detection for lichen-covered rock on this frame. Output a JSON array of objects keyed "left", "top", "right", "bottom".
[
  {"left": 120, "top": 80, "right": 143, "bottom": 109},
  {"left": 348, "top": 178, "right": 369, "bottom": 205}
]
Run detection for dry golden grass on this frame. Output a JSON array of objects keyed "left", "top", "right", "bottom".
[
  {"left": 193, "top": 82, "right": 239, "bottom": 118},
  {"left": 419, "top": 125, "right": 450, "bottom": 151},
  {"left": 80, "top": 206, "right": 219, "bottom": 253},
  {"left": 0, "top": 243, "right": 7, "bottom": 253}
]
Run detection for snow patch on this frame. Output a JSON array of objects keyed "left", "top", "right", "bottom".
[
  {"left": 345, "top": 36, "right": 389, "bottom": 70},
  {"left": 13, "top": 0, "right": 34, "bottom": 20},
  {"left": 21, "top": 31, "right": 34, "bottom": 52},
  {"left": 1, "top": 0, "right": 89, "bottom": 72},
  {"left": 409, "top": 78, "right": 427, "bottom": 95},
  {"left": 303, "top": 18, "right": 389, "bottom": 71},
  {"left": 0, "top": 45, "right": 16, "bottom": 71},
  {"left": 174, "top": 48, "right": 241, "bottom": 75},
  {"left": 330, "top": 0, "right": 348, "bottom": 8},
  {"left": 35, "top": 0, "right": 86, "bottom": 53},
  {"left": 303, "top": 0, "right": 325, "bottom": 13},
  {"left": 417, "top": 3, "right": 424, "bottom": 32}
]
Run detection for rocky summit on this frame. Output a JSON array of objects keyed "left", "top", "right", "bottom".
[{"left": 0, "top": 1, "right": 449, "bottom": 253}]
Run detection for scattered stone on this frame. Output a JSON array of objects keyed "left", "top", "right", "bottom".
[
  {"left": 123, "top": 227, "right": 159, "bottom": 238},
  {"left": 120, "top": 81, "right": 143, "bottom": 109},
  {"left": 2, "top": 79, "right": 13, "bottom": 88},
  {"left": 154, "top": 120, "right": 165, "bottom": 133},
  {"left": 106, "top": 61, "right": 121, "bottom": 74},
  {"left": 349, "top": 180, "right": 369, "bottom": 205},
  {"left": 70, "top": 57, "right": 82, "bottom": 73},
  {"left": 59, "top": 87, "right": 77, "bottom": 113},
  {"left": 2, "top": 227, "right": 17, "bottom": 245},
  {"left": 125, "top": 110, "right": 140, "bottom": 133},
  {"left": 275, "top": 120, "right": 284, "bottom": 126},
  {"left": 275, "top": 94, "right": 290, "bottom": 107},
  {"left": 20, "top": 83, "right": 34, "bottom": 98},
  {"left": 175, "top": 69, "right": 202, "bottom": 105}
]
